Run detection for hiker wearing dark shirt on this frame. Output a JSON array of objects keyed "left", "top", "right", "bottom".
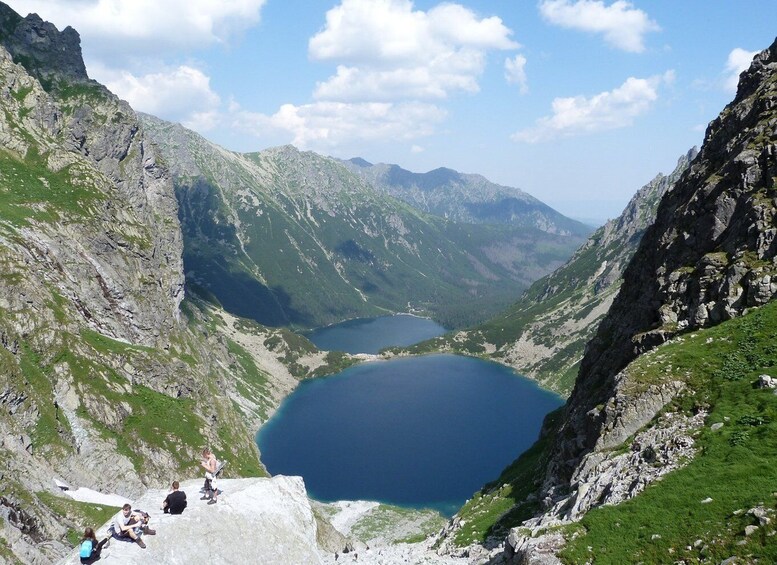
[{"left": 162, "top": 480, "right": 187, "bottom": 514}]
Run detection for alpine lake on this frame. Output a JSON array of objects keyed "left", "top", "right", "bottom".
[{"left": 256, "top": 315, "right": 563, "bottom": 516}]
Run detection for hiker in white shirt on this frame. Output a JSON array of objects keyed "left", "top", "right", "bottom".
[{"left": 200, "top": 448, "right": 219, "bottom": 504}]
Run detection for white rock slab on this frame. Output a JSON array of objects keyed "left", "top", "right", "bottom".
[{"left": 57, "top": 476, "right": 325, "bottom": 565}]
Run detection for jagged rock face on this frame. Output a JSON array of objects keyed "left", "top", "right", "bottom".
[
  {"left": 0, "top": 42, "right": 184, "bottom": 347},
  {"left": 551, "top": 38, "right": 777, "bottom": 486},
  {"left": 0, "top": 3, "right": 89, "bottom": 86},
  {"left": 0, "top": 5, "right": 318, "bottom": 562}
]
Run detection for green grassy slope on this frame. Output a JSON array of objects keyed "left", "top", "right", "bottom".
[{"left": 450, "top": 299, "right": 777, "bottom": 562}]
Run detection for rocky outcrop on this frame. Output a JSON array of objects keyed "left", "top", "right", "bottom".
[
  {"left": 551, "top": 37, "right": 777, "bottom": 488},
  {"left": 57, "top": 477, "right": 328, "bottom": 565},
  {"left": 0, "top": 2, "right": 90, "bottom": 87},
  {"left": 496, "top": 36, "right": 777, "bottom": 563},
  {"left": 0, "top": 4, "right": 340, "bottom": 562},
  {"left": 0, "top": 39, "right": 184, "bottom": 347}
]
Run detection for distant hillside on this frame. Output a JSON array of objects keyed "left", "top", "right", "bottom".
[
  {"left": 341, "top": 159, "right": 590, "bottom": 236},
  {"left": 401, "top": 148, "right": 697, "bottom": 395},
  {"left": 141, "top": 115, "right": 588, "bottom": 330}
]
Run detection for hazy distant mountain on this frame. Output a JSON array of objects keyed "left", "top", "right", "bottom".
[{"left": 341, "top": 159, "right": 591, "bottom": 236}]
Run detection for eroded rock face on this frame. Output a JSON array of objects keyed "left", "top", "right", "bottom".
[
  {"left": 0, "top": 42, "right": 184, "bottom": 347},
  {"left": 490, "top": 37, "right": 777, "bottom": 564},
  {"left": 0, "top": 3, "right": 89, "bottom": 86},
  {"left": 551, "top": 37, "right": 777, "bottom": 489}
]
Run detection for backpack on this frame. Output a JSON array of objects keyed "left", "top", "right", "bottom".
[
  {"left": 133, "top": 509, "right": 150, "bottom": 525},
  {"left": 79, "top": 539, "right": 93, "bottom": 558},
  {"left": 214, "top": 459, "right": 227, "bottom": 477}
]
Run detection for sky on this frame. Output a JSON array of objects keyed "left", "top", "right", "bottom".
[{"left": 4, "top": 0, "right": 776, "bottom": 223}]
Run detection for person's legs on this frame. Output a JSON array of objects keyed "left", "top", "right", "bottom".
[
  {"left": 207, "top": 477, "right": 218, "bottom": 504},
  {"left": 118, "top": 529, "right": 136, "bottom": 541},
  {"left": 201, "top": 477, "right": 212, "bottom": 500}
]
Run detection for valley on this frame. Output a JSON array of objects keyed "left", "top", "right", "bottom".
[{"left": 0, "top": 2, "right": 775, "bottom": 564}]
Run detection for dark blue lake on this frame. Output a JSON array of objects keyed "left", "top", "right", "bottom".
[
  {"left": 258, "top": 317, "right": 563, "bottom": 516},
  {"left": 305, "top": 314, "right": 446, "bottom": 354}
]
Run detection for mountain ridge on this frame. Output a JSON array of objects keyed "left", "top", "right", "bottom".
[
  {"left": 436, "top": 35, "right": 777, "bottom": 563},
  {"left": 140, "top": 113, "right": 587, "bottom": 330},
  {"left": 0, "top": 6, "right": 358, "bottom": 562},
  {"left": 340, "top": 158, "right": 590, "bottom": 236}
]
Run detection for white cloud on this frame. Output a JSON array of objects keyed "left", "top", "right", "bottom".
[
  {"left": 93, "top": 63, "right": 222, "bottom": 130},
  {"left": 513, "top": 71, "right": 673, "bottom": 143},
  {"left": 308, "top": 0, "right": 519, "bottom": 102},
  {"left": 724, "top": 47, "right": 759, "bottom": 93},
  {"left": 231, "top": 101, "right": 446, "bottom": 150},
  {"left": 505, "top": 54, "right": 528, "bottom": 94},
  {"left": 3, "top": 0, "right": 268, "bottom": 135},
  {"left": 539, "top": 0, "right": 659, "bottom": 53},
  {"left": 5, "top": 0, "right": 266, "bottom": 59},
  {"left": 411, "top": 144, "right": 425, "bottom": 153}
]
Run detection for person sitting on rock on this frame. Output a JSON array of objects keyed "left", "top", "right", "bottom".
[
  {"left": 112, "top": 504, "right": 148, "bottom": 549},
  {"left": 78, "top": 527, "right": 108, "bottom": 564},
  {"left": 162, "top": 480, "right": 187, "bottom": 514},
  {"left": 200, "top": 448, "right": 219, "bottom": 505}
]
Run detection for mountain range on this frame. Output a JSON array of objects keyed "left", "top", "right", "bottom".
[
  {"left": 139, "top": 114, "right": 588, "bottom": 331},
  {"left": 1, "top": 1, "right": 776, "bottom": 563},
  {"left": 402, "top": 146, "right": 698, "bottom": 395},
  {"left": 340, "top": 158, "right": 591, "bottom": 235}
]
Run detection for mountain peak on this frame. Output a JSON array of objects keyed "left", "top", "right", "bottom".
[
  {"left": 0, "top": 1, "right": 91, "bottom": 89},
  {"left": 551, "top": 34, "right": 777, "bottom": 490},
  {"left": 347, "top": 157, "right": 373, "bottom": 167}
]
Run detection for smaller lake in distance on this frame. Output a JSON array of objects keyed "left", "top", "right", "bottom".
[
  {"left": 258, "top": 315, "right": 564, "bottom": 516},
  {"left": 305, "top": 314, "right": 446, "bottom": 354}
]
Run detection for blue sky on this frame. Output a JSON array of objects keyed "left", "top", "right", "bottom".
[{"left": 5, "top": 1, "right": 775, "bottom": 222}]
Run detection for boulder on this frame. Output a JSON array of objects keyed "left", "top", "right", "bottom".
[
  {"left": 57, "top": 476, "right": 327, "bottom": 564},
  {"left": 755, "top": 374, "right": 777, "bottom": 389}
]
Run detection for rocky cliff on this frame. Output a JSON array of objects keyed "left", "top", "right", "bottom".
[
  {"left": 0, "top": 2, "right": 90, "bottom": 88},
  {"left": 459, "top": 36, "right": 777, "bottom": 564},
  {"left": 551, "top": 36, "right": 777, "bottom": 490},
  {"left": 0, "top": 6, "right": 346, "bottom": 563}
]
